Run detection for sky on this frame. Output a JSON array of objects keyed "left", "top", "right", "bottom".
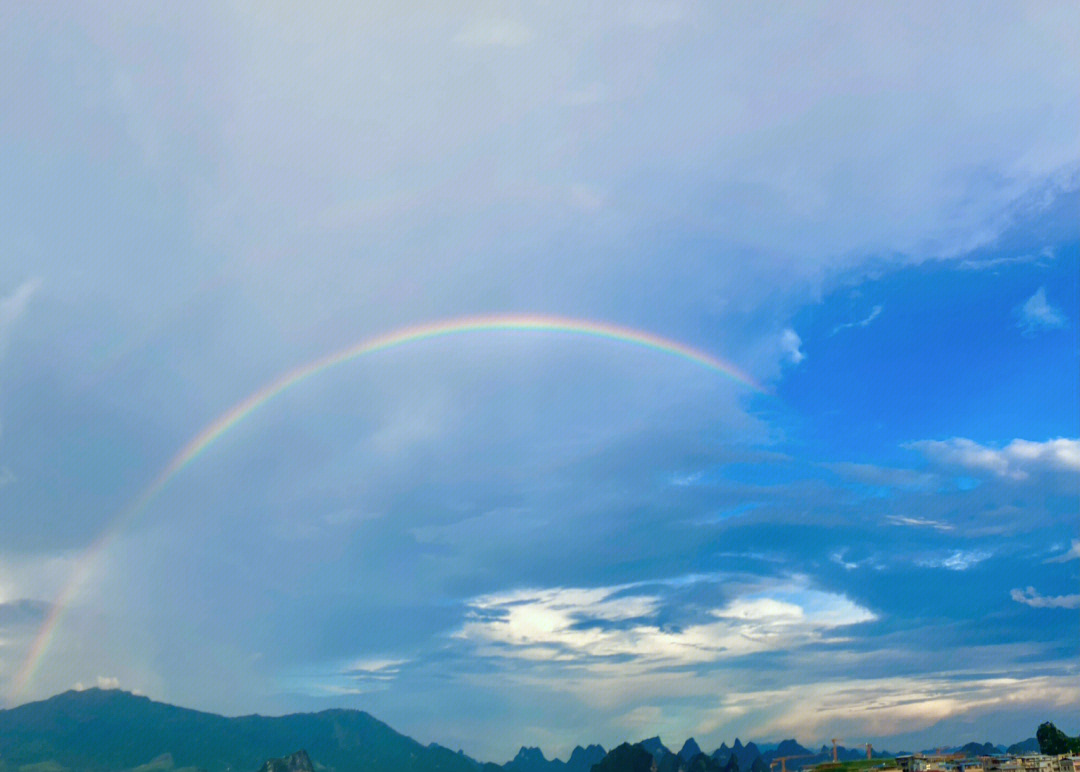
[{"left": 1, "top": 0, "right": 1078, "bottom": 762}]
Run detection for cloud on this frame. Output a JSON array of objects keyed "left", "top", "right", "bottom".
[
  {"left": 1010, "top": 586, "right": 1080, "bottom": 609},
  {"left": 454, "top": 19, "right": 533, "bottom": 48},
  {"left": 342, "top": 657, "right": 408, "bottom": 681},
  {"left": 831, "top": 305, "right": 882, "bottom": 335},
  {"left": 958, "top": 248, "right": 1053, "bottom": 271},
  {"left": 907, "top": 437, "right": 1080, "bottom": 480},
  {"left": 741, "top": 672, "right": 1080, "bottom": 740},
  {"left": 1016, "top": 286, "right": 1066, "bottom": 334},
  {"left": 917, "top": 549, "right": 993, "bottom": 571},
  {"left": 73, "top": 675, "right": 122, "bottom": 691},
  {"left": 1044, "top": 540, "right": 1080, "bottom": 563},
  {"left": 828, "top": 462, "right": 937, "bottom": 491},
  {"left": 456, "top": 579, "right": 875, "bottom": 671},
  {"left": 884, "top": 515, "right": 954, "bottom": 532},
  {"left": 780, "top": 328, "right": 805, "bottom": 364}
]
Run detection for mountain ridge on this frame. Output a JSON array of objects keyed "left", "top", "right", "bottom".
[{"left": 0, "top": 688, "right": 1045, "bottom": 772}]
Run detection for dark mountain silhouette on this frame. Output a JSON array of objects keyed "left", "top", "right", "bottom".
[
  {"left": 506, "top": 747, "right": 552, "bottom": 772},
  {"left": 590, "top": 744, "right": 653, "bottom": 772},
  {"left": 685, "top": 754, "right": 722, "bottom": 772},
  {"left": 767, "top": 740, "right": 811, "bottom": 759},
  {"left": 1006, "top": 738, "right": 1038, "bottom": 755},
  {"left": 679, "top": 740, "right": 703, "bottom": 762},
  {"left": 657, "top": 752, "right": 682, "bottom": 772},
  {"left": 500, "top": 744, "right": 608, "bottom": 772},
  {"left": 256, "top": 750, "right": 314, "bottom": 772},
  {"left": 638, "top": 738, "right": 672, "bottom": 762},
  {"left": 0, "top": 689, "right": 478, "bottom": 772},
  {"left": 0, "top": 687, "right": 1044, "bottom": 772},
  {"left": 958, "top": 743, "right": 1000, "bottom": 757},
  {"left": 568, "top": 746, "right": 608, "bottom": 772}
]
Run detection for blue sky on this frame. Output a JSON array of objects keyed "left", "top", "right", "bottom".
[{"left": 1, "top": 1, "right": 1078, "bottom": 762}]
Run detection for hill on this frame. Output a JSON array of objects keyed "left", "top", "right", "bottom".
[{"left": 0, "top": 689, "right": 477, "bottom": 772}]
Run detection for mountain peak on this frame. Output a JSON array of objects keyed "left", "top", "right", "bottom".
[
  {"left": 638, "top": 738, "right": 671, "bottom": 760},
  {"left": 515, "top": 747, "right": 547, "bottom": 762},
  {"left": 774, "top": 740, "right": 811, "bottom": 757},
  {"left": 256, "top": 751, "right": 313, "bottom": 772},
  {"left": 568, "top": 745, "right": 606, "bottom": 770},
  {"left": 679, "top": 740, "right": 703, "bottom": 761}
]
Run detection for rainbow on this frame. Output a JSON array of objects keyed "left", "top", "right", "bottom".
[{"left": 9, "top": 313, "right": 767, "bottom": 701}]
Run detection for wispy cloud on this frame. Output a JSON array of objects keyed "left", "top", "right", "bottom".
[
  {"left": 958, "top": 248, "right": 1052, "bottom": 271},
  {"left": 1016, "top": 286, "right": 1066, "bottom": 335},
  {"left": 831, "top": 305, "right": 882, "bottom": 335},
  {"left": 1010, "top": 586, "right": 1080, "bottom": 609},
  {"left": 1044, "top": 540, "right": 1080, "bottom": 564},
  {"left": 907, "top": 437, "right": 1080, "bottom": 480},
  {"left": 917, "top": 550, "right": 993, "bottom": 571},
  {"left": 884, "top": 515, "right": 954, "bottom": 532},
  {"left": 741, "top": 672, "right": 1080, "bottom": 740}
]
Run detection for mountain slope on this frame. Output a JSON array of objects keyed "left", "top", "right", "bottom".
[{"left": 0, "top": 689, "right": 478, "bottom": 772}]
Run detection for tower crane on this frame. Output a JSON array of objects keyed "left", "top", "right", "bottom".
[{"left": 770, "top": 755, "right": 815, "bottom": 772}]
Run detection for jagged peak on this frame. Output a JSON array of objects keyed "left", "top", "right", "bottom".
[
  {"left": 513, "top": 747, "right": 548, "bottom": 763},
  {"left": 256, "top": 750, "right": 314, "bottom": 772},
  {"left": 679, "top": 739, "right": 703, "bottom": 760}
]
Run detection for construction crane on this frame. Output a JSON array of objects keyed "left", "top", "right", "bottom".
[
  {"left": 770, "top": 755, "right": 815, "bottom": 772},
  {"left": 829, "top": 739, "right": 874, "bottom": 764}
]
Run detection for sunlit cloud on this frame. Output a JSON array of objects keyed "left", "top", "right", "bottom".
[{"left": 456, "top": 579, "right": 875, "bottom": 671}]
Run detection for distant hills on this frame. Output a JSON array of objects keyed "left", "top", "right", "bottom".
[{"left": 0, "top": 689, "right": 1048, "bottom": 772}]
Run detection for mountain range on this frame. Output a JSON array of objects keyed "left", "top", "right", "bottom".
[{"left": 0, "top": 689, "right": 1040, "bottom": 772}]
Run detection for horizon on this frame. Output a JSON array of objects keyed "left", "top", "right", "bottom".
[
  {"left": 1, "top": 1, "right": 1078, "bottom": 763},
  {"left": 2, "top": 686, "right": 1056, "bottom": 762}
]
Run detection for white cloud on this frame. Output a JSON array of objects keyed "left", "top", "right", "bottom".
[
  {"left": 1045, "top": 540, "right": 1080, "bottom": 563},
  {"left": 454, "top": 19, "right": 533, "bottom": 48},
  {"left": 831, "top": 305, "right": 882, "bottom": 335},
  {"left": 917, "top": 549, "right": 993, "bottom": 571},
  {"left": 341, "top": 657, "right": 408, "bottom": 682},
  {"left": 456, "top": 580, "right": 874, "bottom": 670},
  {"left": 73, "top": 675, "right": 122, "bottom": 691},
  {"left": 884, "top": 515, "right": 954, "bottom": 532},
  {"left": 1016, "top": 286, "right": 1067, "bottom": 334},
  {"left": 780, "top": 328, "right": 805, "bottom": 364},
  {"left": 907, "top": 437, "right": 1080, "bottom": 480},
  {"left": 1010, "top": 586, "right": 1080, "bottom": 609},
  {"left": 742, "top": 672, "right": 1080, "bottom": 740}
]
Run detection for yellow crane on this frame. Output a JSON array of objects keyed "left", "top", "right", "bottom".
[{"left": 770, "top": 755, "right": 815, "bottom": 772}]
